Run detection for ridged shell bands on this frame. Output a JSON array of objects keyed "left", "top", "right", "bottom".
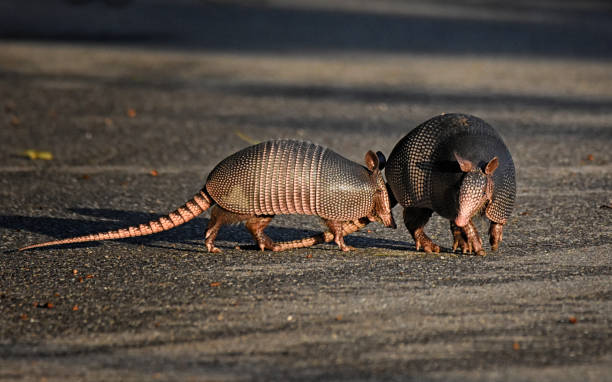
[
  {"left": 385, "top": 114, "right": 516, "bottom": 223},
  {"left": 206, "top": 140, "right": 376, "bottom": 221}
]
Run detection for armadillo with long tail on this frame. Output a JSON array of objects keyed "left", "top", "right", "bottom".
[
  {"left": 19, "top": 139, "right": 396, "bottom": 253},
  {"left": 276, "top": 114, "right": 516, "bottom": 255}
]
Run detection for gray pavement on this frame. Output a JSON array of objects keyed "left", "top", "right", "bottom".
[{"left": 1, "top": 0, "right": 611, "bottom": 380}]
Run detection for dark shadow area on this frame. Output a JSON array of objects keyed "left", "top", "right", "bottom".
[
  {"left": 1, "top": 0, "right": 611, "bottom": 58},
  {"left": 3, "top": 70, "right": 612, "bottom": 115},
  {"left": 220, "top": 82, "right": 612, "bottom": 112},
  {"left": 2, "top": 208, "right": 409, "bottom": 251}
]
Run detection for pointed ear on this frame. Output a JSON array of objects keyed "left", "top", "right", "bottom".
[
  {"left": 364, "top": 150, "right": 379, "bottom": 171},
  {"left": 454, "top": 151, "right": 473, "bottom": 172},
  {"left": 376, "top": 151, "right": 386, "bottom": 170},
  {"left": 485, "top": 156, "right": 499, "bottom": 175}
]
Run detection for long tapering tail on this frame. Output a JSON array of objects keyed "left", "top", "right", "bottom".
[
  {"left": 19, "top": 190, "right": 213, "bottom": 251},
  {"left": 272, "top": 217, "right": 371, "bottom": 251}
]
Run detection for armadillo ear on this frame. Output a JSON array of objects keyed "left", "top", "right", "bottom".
[
  {"left": 454, "top": 151, "right": 473, "bottom": 172},
  {"left": 376, "top": 151, "right": 386, "bottom": 170},
  {"left": 365, "top": 150, "right": 379, "bottom": 171},
  {"left": 485, "top": 157, "right": 499, "bottom": 175}
]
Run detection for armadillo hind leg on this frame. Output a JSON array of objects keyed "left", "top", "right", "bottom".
[
  {"left": 323, "top": 219, "right": 355, "bottom": 252},
  {"left": 403, "top": 208, "right": 440, "bottom": 253},
  {"left": 488, "top": 222, "right": 504, "bottom": 251},
  {"left": 450, "top": 220, "right": 485, "bottom": 256},
  {"left": 204, "top": 205, "right": 253, "bottom": 253},
  {"left": 271, "top": 217, "right": 370, "bottom": 251},
  {"left": 245, "top": 216, "right": 275, "bottom": 252}
]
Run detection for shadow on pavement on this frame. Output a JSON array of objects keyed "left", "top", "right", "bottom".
[{"left": 1, "top": 208, "right": 409, "bottom": 251}]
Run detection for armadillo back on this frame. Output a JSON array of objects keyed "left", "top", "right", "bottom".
[
  {"left": 206, "top": 140, "right": 375, "bottom": 221},
  {"left": 385, "top": 114, "right": 515, "bottom": 223}
]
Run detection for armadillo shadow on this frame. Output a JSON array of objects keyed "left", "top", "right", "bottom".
[{"left": 2, "top": 208, "right": 409, "bottom": 252}]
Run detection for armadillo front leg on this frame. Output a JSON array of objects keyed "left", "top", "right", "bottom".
[
  {"left": 205, "top": 205, "right": 252, "bottom": 253},
  {"left": 489, "top": 222, "right": 504, "bottom": 251},
  {"left": 403, "top": 208, "right": 440, "bottom": 253},
  {"left": 324, "top": 220, "right": 355, "bottom": 252},
  {"left": 451, "top": 221, "right": 485, "bottom": 256}
]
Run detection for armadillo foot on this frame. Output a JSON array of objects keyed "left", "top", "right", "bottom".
[
  {"left": 403, "top": 208, "right": 439, "bottom": 253},
  {"left": 451, "top": 221, "right": 485, "bottom": 256},
  {"left": 340, "top": 244, "right": 356, "bottom": 252},
  {"left": 413, "top": 228, "right": 441, "bottom": 253},
  {"left": 324, "top": 219, "right": 354, "bottom": 252},
  {"left": 245, "top": 216, "right": 275, "bottom": 252},
  {"left": 207, "top": 244, "right": 222, "bottom": 253}
]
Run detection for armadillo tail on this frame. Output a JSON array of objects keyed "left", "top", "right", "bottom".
[
  {"left": 272, "top": 217, "right": 370, "bottom": 251},
  {"left": 19, "top": 190, "right": 213, "bottom": 251}
]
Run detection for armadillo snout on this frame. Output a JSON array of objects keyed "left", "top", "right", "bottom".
[{"left": 456, "top": 171, "right": 488, "bottom": 227}]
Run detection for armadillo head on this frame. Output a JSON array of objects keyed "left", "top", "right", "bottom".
[
  {"left": 454, "top": 152, "right": 498, "bottom": 227},
  {"left": 365, "top": 151, "right": 397, "bottom": 229}
]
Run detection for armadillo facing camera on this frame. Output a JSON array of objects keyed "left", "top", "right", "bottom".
[
  {"left": 20, "top": 140, "right": 396, "bottom": 253},
  {"left": 385, "top": 113, "right": 516, "bottom": 255}
]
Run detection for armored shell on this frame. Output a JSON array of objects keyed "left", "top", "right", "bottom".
[
  {"left": 206, "top": 140, "right": 377, "bottom": 221},
  {"left": 385, "top": 113, "right": 516, "bottom": 223}
]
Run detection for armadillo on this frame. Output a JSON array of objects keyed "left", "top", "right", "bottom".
[
  {"left": 385, "top": 113, "right": 516, "bottom": 255},
  {"left": 277, "top": 114, "right": 515, "bottom": 255},
  {"left": 19, "top": 139, "right": 396, "bottom": 253}
]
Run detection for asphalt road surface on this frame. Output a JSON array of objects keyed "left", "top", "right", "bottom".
[{"left": 1, "top": 0, "right": 611, "bottom": 380}]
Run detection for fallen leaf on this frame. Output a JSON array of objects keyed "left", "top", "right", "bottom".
[
  {"left": 306, "top": 254, "right": 313, "bottom": 259},
  {"left": 569, "top": 316, "right": 577, "bottom": 324},
  {"left": 150, "top": 169, "right": 159, "bottom": 176},
  {"left": 234, "top": 131, "right": 259, "bottom": 145},
  {"left": 86, "top": 274, "right": 94, "bottom": 279},
  {"left": 335, "top": 314, "right": 343, "bottom": 321},
  {"left": 73, "top": 269, "right": 78, "bottom": 275},
  {"left": 512, "top": 342, "right": 520, "bottom": 351},
  {"left": 104, "top": 117, "right": 114, "bottom": 127},
  {"left": 22, "top": 150, "right": 53, "bottom": 160},
  {"left": 586, "top": 154, "right": 594, "bottom": 161},
  {"left": 72, "top": 305, "right": 79, "bottom": 311},
  {"left": 209, "top": 282, "right": 221, "bottom": 287},
  {"left": 10, "top": 115, "right": 20, "bottom": 126},
  {"left": 20, "top": 313, "right": 28, "bottom": 321},
  {"left": 127, "top": 108, "right": 137, "bottom": 118}
]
